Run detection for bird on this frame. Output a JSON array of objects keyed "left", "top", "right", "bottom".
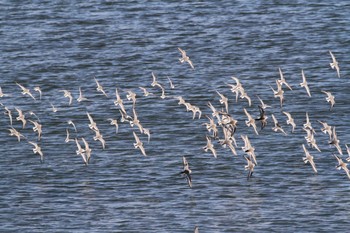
[
  {"left": 203, "top": 115, "right": 218, "bottom": 139},
  {"left": 184, "top": 102, "right": 193, "bottom": 113},
  {"left": 329, "top": 126, "right": 342, "bottom": 155},
  {"left": 15, "top": 107, "right": 26, "bottom": 129},
  {"left": 216, "top": 90, "right": 229, "bottom": 113},
  {"left": 207, "top": 101, "right": 221, "bottom": 122},
  {"left": 4, "top": 106, "right": 13, "bottom": 125},
  {"left": 219, "top": 113, "right": 237, "bottom": 135},
  {"left": 28, "top": 141, "right": 44, "bottom": 162},
  {"left": 302, "top": 144, "right": 317, "bottom": 173},
  {"left": 77, "top": 87, "right": 88, "bottom": 102},
  {"left": 346, "top": 145, "right": 350, "bottom": 162},
  {"left": 189, "top": 105, "right": 202, "bottom": 119},
  {"left": 203, "top": 135, "right": 217, "bottom": 158},
  {"left": 277, "top": 68, "right": 293, "bottom": 90},
  {"left": 239, "top": 89, "right": 251, "bottom": 107},
  {"left": 243, "top": 108, "right": 259, "bottom": 135},
  {"left": 34, "top": 86, "right": 42, "bottom": 100},
  {"left": 142, "top": 128, "right": 151, "bottom": 143},
  {"left": 227, "top": 77, "right": 244, "bottom": 102},
  {"left": 334, "top": 154, "right": 350, "bottom": 179},
  {"left": 29, "top": 111, "right": 40, "bottom": 121},
  {"left": 82, "top": 138, "right": 92, "bottom": 164},
  {"left": 194, "top": 226, "right": 199, "bottom": 233},
  {"left": 317, "top": 120, "right": 332, "bottom": 138},
  {"left": 300, "top": 69, "right": 311, "bottom": 97},
  {"left": 8, "top": 127, "right": 25, "bottom": 142},
  {"left": 126, "top": 90, "right": 137, "bottom": 106},
  {"left": 159, "top": 84, "right": 167, "bottom": 99},
  {"left": 50, "top": 103, "right": 58, "bottom": 113},
  {"left": 304, "top": 128, "right": 321, "bottom": 152},
  {"left": 167, "top": 76, "right": 175, "bottom": 89},
  {"left": 133, "top": 131, "right": 146, "bottom": 156},
  {"left": 282, "top": 111, "right": 296, "bottom": 133},
  {"left": 176, "top": 96, "right": 186, "bottom": 106},
  {"left": 86, "top": 112, "right": 99, "bottom": 131},
  {"left": 0, "top": 87, "right": 10, "bottom": 98},
  {"left": 16, "top": 82, "right": 36, "bottom": 100},
  {"left": 130, "top": 107, "right": 144, "bottom": 133},
  {"left": 241, "top": 135, "right": 251, "bottom": 152},
  {"left": 151, "top": 72, "right": 161, "bottom": 88},
  {"left": 67, "top": 120, "right": 77, "bottom": 132},
  {"left": 244, "top": 155, "right": 255, "bottom": 180},
  {"left": 139, "top": 87, "right": 152, "bottom": 97},
  {"left": 119, "top": 109, "right": 133, "bottom": 123},
  {"left": 29, "top": 120, "right": 42, "bottom": 141},
  {"left": 93, "top": 129, "right": 106, "bottom": 150},
  {"left": 180, "top": 156, "right": 192, "bottom": 188},
  {"left": 219, "top": 126, "right": 237, "bottom": 156},
  {"left": 185, "top": 103, "right": 201, "bottom": 119},
  {"left": 256, "top": 95, "right": 271, "bottom": 109},
  {"left": 329, "top": 50, "right": 340, "bottom": 78},
  {"left": 107, "top": 118, "right": 119, "bottom": 134},
  {"left": 321, "top": 90, "right": 335, "bottom": 111},
  {"left": 94, "top": 77, "right": 108, "bottom": 97},
  {"left": 114, "top": 88, "right": 127, "bottom": 115},
  {"left": 255, "top": 105, "right": 268, "bottom": 130},
  {"left": 270, "top": 80, "right": 284, "bottom": 107},
  {"left": 271, "top": 114, "right": 287, "bottom": 135},
  {"left": 59, "top": 90, "right": 73, "bottom": 105},
  {"left": 241, "top": 135, "right": 257, "bottom": 165},
  {"left": 303, "top": 112, "right": 315, "bottom": 134},
  {"left": 65, "top": 128, "right": 74, "bottom": 143},
  {"left": 178, "top": 47, "right": 194, "bottom": 69},
  {"left": 75, "top": 138, "right": 87, "bottom": 165}
]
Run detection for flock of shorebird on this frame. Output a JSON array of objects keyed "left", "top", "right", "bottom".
[
  {"left": 180, "top": 50, "right": 347, "bottom": 188},
  {"left": 1, "top": 48, "right": 348, "bottom": 193}
]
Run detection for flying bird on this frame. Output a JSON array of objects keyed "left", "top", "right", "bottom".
[
  {"left": 321, "top": 90, "right": 335, "bottom": 111},
  {"left": 271, "top": 114, "right": 287, "bottom": 135},
  {"left": 244, "top": 108, "right": 259, "bottom": 135},
  {"left": 0, "top": 87, "right": 10, "bottom": 98},
  {"left": 82, "top": 137, "right": 92, "bottom": 164},
  {"left": 77, "top": 87, "right": 88, "bottom": 102},
  {"left": 203, "top": 135, "right": 217, "bottom": 158},
  {"left": 255, "top": 105, "right": 268, "bottom": 130},
  {"left": 277, "top": 68, "right": 292, "bottom": 90},
  {"left": 133, "top": 131, "right": 146, "bottom": 156},
  {"left": 94, "top": 77, "right": 108, "bottom": 97},
  {"left": 167, "top": 76, "right": 175, "bottom": 89},
  {"left": 178, "top": 47, "right": 194, "bottom": 69},
  {"left": 244, "top": 155, "right": 255, "bottom": 180},
  {"left": 334, "top": 154, "right": 350, "bottom": 179},
  {"left": 300, "top": 69, "right": 311, "bottom": 97},
  {"left": 270, "top": 80, "right": 284, "bottom": 108},
  {"left": 28, "top": 141, "right": 44, "bottom": 162},
  {"left": 4, "top": 107, "right": 13, "bottom": 125},
  {"left": 329, "top": 50, "right": 340, "bottom": 78},
  {"left": 15, "top": 107, "right": 26, "bottom": 129},
  {"left": 180, "top": 156, "right": 192, "bottom": 188},
  {"left": 302, "top": 144, "right": 317, "bottom": 174},
  {"left": 34, "top": 86, "right": 42, "bottom": 100},
  {"left": 256, "top": 95, "right": 271, "bottom": 109},
  {"left": 59, "top": 90, "right": 73, "bottom": 105},
  {"left": 8, "top": 127, "right": 25, "bottom": 142},
  {"left": 16, "top": 82, "right": 36, "bottom": 100},
  {"left": 282, "top": 111, "right": 296, "bottom": 133},
  {"left": 216, "top": 90, "right": 229, "bottom": 113},
  {"left": 75, "top": 138, "right": 87, "bottom": 165}
]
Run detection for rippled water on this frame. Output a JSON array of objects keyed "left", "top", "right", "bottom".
[{"left": 1, "top": 1, "right": 350, "bottom": 232}]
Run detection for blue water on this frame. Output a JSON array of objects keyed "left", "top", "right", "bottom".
[{"left": 1, "top": 1, "right": 350, "bottom": 232}]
